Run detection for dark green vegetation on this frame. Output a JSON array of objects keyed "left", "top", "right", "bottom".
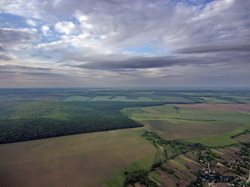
[
  {"left": 124, "top": 169, "right": 158, "bottom": 187},
  {"left": 142, "top": 131, "right": 206, "bottom": 159},
  {"left": 0, "top": 101, "right": 169, "bottom": 143}
]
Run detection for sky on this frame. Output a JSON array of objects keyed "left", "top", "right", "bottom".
[{"left": 0, "top": 0, "right": 249, "bottom": 88}]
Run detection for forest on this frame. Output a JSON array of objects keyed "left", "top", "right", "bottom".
[{"left": 0, "top": 101, "right": 163, "bottom": 143}]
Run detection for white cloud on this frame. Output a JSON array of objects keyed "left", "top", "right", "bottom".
[
  {"left": 194, "top": 0, "right": 234, "bottom": 20},
  {"left": 74, "top": 11, "right": 93, "bottom": 30},
  {"left": 54, "top": 21, "right": 79, "bottom": 35},
  {"left": 82, "top": 22, "right": 93, "bottom": 29},
  {"left": 41, "top": 25, "right": 50, "bottom": 36},
  {"left": 74, "top": 11, "right": 88, "bottom": 22},
  {"left": 0, "top": 0, "right": 43, "bottom": 19},
  {"left": 26, "top": 19, "right": 37, "bottom": 26},
  {"left": 37, "top": 40, "right": 66, "bottom": 51}
]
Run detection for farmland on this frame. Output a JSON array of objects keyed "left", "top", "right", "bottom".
[
  {"left": 0, "top": 128, "right": 156, "bottom": 187},
  {"left": 134, "top": 131, "right": 250, "bottom": 187},
  {"left": 122, "top": 104, "right": 250, "bottom": 146},
  {"left": 176, "top": 103, "right": 250, "bottom": 112},
  {"left": 0, "top": 88, "right": 249, "bottom": 186}
]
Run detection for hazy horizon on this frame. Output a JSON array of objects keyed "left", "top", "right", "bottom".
[
  {"left": 0, "top": 87, "right": 250, "bottom": 90},
  {"left": 0, "top": 0, "right": 250, "bottom": 88}
]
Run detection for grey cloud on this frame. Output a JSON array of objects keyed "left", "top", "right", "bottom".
[
  {"left": 74, "top": 55, "right": 214, "bottom": 70},
  {"left": 0, "top": 28, "right": 39, "bottom": 47},
  {"left": 0, "top": 46, "right": 6, "bottom": 51},
  {"left": 24, "top": 72, "right": 67, "bottom": 78},
  {"left": 0, "top": 70, "right": 17, "bottom": 78},
  {"left": 0, "top": 65, "right": 66, "bottom": 80},
  {"left": 70, "top": 45, "right": 250, "bottom": 71},
  {"left": 0, "top": 54, "right": 13, "bottom": 61},
  {"left": 30, "top": 53, "right": 53, "bottom": 59},
  {"left": 175, "top": 43, "right": 250, "bottom": 54},
  {"left": 0, "top": 65, "right": 51, "bottom": 71}
]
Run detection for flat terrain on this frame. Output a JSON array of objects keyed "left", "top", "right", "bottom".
[
  {"left": 199, "top": 97, "right": 230, "bottom": 103},
  {"left": 0, "top": 128, "right": 156, "bottom": 187},
  {"left": 176, "top": 103, "right": 250, "bottom": 112},
  {"left": 235, "top": 134, "right": 250, "bottom": 143},
  {"left": 122, "top": 104, "right": 250, "bottom": 146},
  {"left": 63, "top": 95, "right": 194, "bottom": 103},
  {"left": 0, "top": 101, "right": 147, "bottom": 143},
  {"left": 0, "top": 88, "right": 249, "bottom": 186}
]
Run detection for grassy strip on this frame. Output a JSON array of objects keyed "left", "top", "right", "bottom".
[{"left": 182, "top": 125, "right": 250, "bottom": 147}]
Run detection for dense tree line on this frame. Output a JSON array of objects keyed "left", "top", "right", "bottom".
[
  {"left": 0, "top": 101, "right": 162, "bottom": 144},
  {"left": 142, "top": 131, "right": 206, "bottom": 159},
  {"left": 124, "top": 169, "right": 157, "bottom": 187}
]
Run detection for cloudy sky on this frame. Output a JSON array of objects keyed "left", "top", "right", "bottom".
[{"left": 0, "top": 0, "right": 249, "bottom": 88}]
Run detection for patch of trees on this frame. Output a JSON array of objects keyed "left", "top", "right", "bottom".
[
  {"left": 234, "top": 167, "right": 246, "bottom": 175},
  {"left": 188, "top": 180, "right": 204, "bottom": 187},
  {"left": 124, "top": 169, "right": 157, "bottom": 187},
  {"left": 0, "top": 101, "right": 163, "bottom": 144},
  {"left": 215, "top": 96, "right": 245, "bottom": 104},
  {"left": 142, "top": 131, "right": 206, "bottom": 159},
  {"left": 203, "top": 150, "right": 221, "bottom": 161}
]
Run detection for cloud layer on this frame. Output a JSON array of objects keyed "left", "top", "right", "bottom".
[{"left": 0, "top": 0, "right": 249, "bottom": 87}]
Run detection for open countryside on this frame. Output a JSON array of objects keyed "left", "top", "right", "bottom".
[{"left": 0, "top": 88, "right": 249, "bottom": 186}]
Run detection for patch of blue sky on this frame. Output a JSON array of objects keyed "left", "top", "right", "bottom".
[
  {"left": 124, "top": 46, "right": 166, "bottom": 55},
  {"left": 175, "top": 0, "right": 216, "bottom": 6},
  {"left": 36, "top": 28, "right": 61, "bottom": 43},
  {"left": 0, "top": 13, "right": 39, "bottom": 28},
  {"left": 157, "top": 0, "right": 215, "bottom": 10},
  {"left": 68, "top": 16, "right": 80, "bottom": 25},
  {"left": 0, "top": 13, "right": 27, "bottom": 28},
  {"left": 0, "top": 13, "right": 60, "bottom": 44},
  {"left": 13, "top": 45, "right": 59, "bottom": 63},
  {"left": 31, "top": 49, "right": 59, "bottom": 61},
  {"left": 205, "top": 0, "right": 216, "bottom": 4}
]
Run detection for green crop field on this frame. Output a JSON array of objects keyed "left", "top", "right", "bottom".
[
  {"left": 0, "top": 128, "right": 156, "bottom": 187},
  {"left": 63, "top": 95, "right": 194, "bottom": 103},
  {"left": 199, "top": 97, "right": 230, "bottom": 103},
  {"left": 64, "top": 96, "right": 90, "bottom": 101},
  {"left": 183, "top": 125, "right": 250, "bottom": 146},
  {"left": 168, "top": 159, "right": 186, "bottom": 171},
  {"left": 122, "top": 104, "right": 250, "bottom": 146}
]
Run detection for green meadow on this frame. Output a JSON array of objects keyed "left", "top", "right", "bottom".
[
  {"left": 122, "top": 104, "right": 250, "bottom": 146},
  {"left": 63, "top": 95, "right": 194, "bottom": 103}
]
